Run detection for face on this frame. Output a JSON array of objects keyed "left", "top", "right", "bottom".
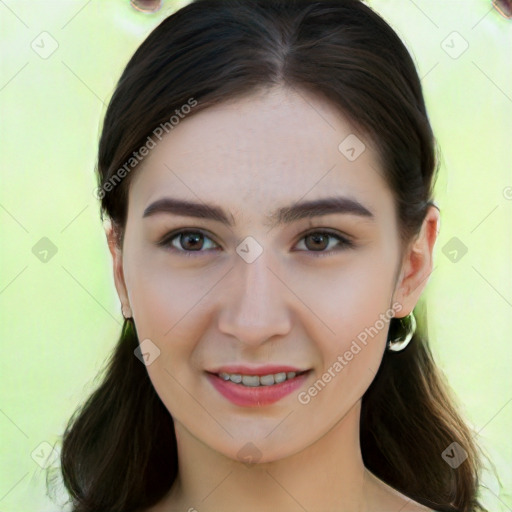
[{"left": 109, "top": 85, "right": 430, "bottom": 463}]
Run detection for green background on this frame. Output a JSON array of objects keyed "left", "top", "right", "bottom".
[{"left": 1, "top": 1, "right": 511, "bottom": 510}]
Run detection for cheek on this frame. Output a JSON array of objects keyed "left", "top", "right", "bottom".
[
  {"left": 296, "top": 274, "right": 392, "bottom": 425},
  {"left": 125, "top": 249, "right": 208, "bottom": 336},
  {"left": 302, "top": 253, "right": 396, "bottom": 380},
  {"left": 304, "top": 255, "right": 394, "bottom": 334},
  {"left": 124, "top": 251, "right": 219, "bottom": 379},
  {"left": 123, "top": 255, "right": 211, "bottom": 416}
]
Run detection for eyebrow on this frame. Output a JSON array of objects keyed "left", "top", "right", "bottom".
[{"left": 142, "top": 196, "right": 375, "bottom": 228}]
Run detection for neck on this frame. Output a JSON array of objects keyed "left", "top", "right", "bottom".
[{"left": 164, "top": 401, "right": 371, "bottom": 512}]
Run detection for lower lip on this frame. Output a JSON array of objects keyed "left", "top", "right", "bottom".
[{"left": 206, "top": 371, "right": 311, "bottom": 407}]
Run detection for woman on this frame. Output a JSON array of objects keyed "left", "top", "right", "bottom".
[{"left": 59, "top": 0, "right": 486, "bottom": 510}]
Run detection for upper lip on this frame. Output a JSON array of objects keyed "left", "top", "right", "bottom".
[{"left": 207, "top": 364, "right": 310, "bottom": 376}]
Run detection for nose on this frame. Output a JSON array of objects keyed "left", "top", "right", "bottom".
[{"left": 217, "top": 252, "right": 293, "bottom": 347}]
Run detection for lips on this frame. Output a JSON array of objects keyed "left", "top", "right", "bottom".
[{"left": 205, "top": 366, "right": 312, "bottom": 407}]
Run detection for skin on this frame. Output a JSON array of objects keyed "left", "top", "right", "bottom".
[{"left": 107, "top": 85, "right": 439, "bottom": 512}]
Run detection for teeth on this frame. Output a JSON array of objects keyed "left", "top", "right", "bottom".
[
  {"left": 274, "top": 372, "right": 287, "bottom": 383},
  {"left": 259, "top": 374, "right": 275, "bottom": 386},
  {"left": 218, "top": 370, "right": 300, "bottom": 386},
  {"left": 242, "top": 375, "right": 260, "bottom": 387}
]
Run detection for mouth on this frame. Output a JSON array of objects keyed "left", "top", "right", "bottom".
[{"left": 205, "top": 369, "right": 312, "bottom": 407}]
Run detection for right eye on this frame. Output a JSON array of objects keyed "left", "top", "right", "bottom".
[{"left": 157, "top": 229, "right": 220, "bottom": 257}]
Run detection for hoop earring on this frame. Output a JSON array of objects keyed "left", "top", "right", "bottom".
[{"left": 387, "top": 312, "right": 416, "bottom": 352}]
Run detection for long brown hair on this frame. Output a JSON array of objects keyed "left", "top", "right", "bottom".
[{"left": 58, "top": 1, "right": 486, "bottom": 510}]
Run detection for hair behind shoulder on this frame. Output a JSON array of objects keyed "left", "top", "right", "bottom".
[
  {"left": 362, "top": 300, "right": 485, "bottom": 511},
  {"left": 60, "top": 320, "right": 177, "bottom": 511}
]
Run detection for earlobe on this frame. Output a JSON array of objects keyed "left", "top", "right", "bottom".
[
  {"left": 121, "top": 304, "right": 133, "bottom": 319},
  {"left": 392, "top": 206, "right": 440, "bottom": 317},
  {"left": 105, "top": 222, "right": 132, "bottom": 318}
]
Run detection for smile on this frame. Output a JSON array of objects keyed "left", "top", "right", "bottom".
[{"left": 205, "top": 370, "right": 312, "bottom": 407}]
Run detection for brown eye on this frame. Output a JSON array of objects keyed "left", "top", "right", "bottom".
[
  {"left": 304, "top": 233, "right": 330, "bottom": 251},
  {"left": 158, "top": 229, "right": 219, "bottom": 256},
  {"left": 294, "top": 230, "right": 354, "bottom": 257},
  {"left": 179, "top": 231, "right": 205, "bottom": 251},
  {"left": 158, "top": 228, "right": 353, "bottom": 259}
]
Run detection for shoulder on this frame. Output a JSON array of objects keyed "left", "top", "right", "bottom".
[
  {"left": 375, "top": 498, "right": 433, "bottom": 512},
  {"left": 364, "top": 469, "right": 435, "bottom": 512},
  {"left": 398, "top": 503, "right": 435, "bottom": 512},
  {"left": 370, "top": 496, "right": 434, "bottom": 512}
]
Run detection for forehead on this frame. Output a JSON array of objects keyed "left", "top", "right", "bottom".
[{"left": 128, "top": 86, "right": 394, "bottom": 225}]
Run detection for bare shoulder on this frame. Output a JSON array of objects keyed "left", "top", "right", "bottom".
[
  {"left": 370, "top": 491, "right": 434, "bottom": 512},
  {"left": 398, "top": 501, "right": 434, "bottom": 512},
  {"left": 364, "top": 469, "right": 434, "bottom": 512}
]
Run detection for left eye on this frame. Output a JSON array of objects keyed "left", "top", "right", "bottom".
[
  {"left": 294, "top": 230, "right": 354, "bottom": 255},
  {"left": 158, "top": 229, "right": 353, "bottom": 257}
]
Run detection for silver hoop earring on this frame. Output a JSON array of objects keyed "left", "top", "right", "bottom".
[{"left": 386, "top": 312, "right": 416, "bottom": 352}]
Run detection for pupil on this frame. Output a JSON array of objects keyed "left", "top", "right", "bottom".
[
  {"left": 307, "top": 233, "right": 327, "bottom": 250},
  {"left": 183, "top": 232, "right": 202, "bottom": 250}
]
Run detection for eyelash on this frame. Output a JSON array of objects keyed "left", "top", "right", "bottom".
[{"left": 157, "top": 228, "right": 355, "bottom": 258}]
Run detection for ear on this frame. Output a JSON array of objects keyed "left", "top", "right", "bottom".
[
  {"left": 105, "top": 221, "right": 132, "bottom": 318},
  {"left": 392, "top": 205, "right": 440, "bottom": 317}
]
